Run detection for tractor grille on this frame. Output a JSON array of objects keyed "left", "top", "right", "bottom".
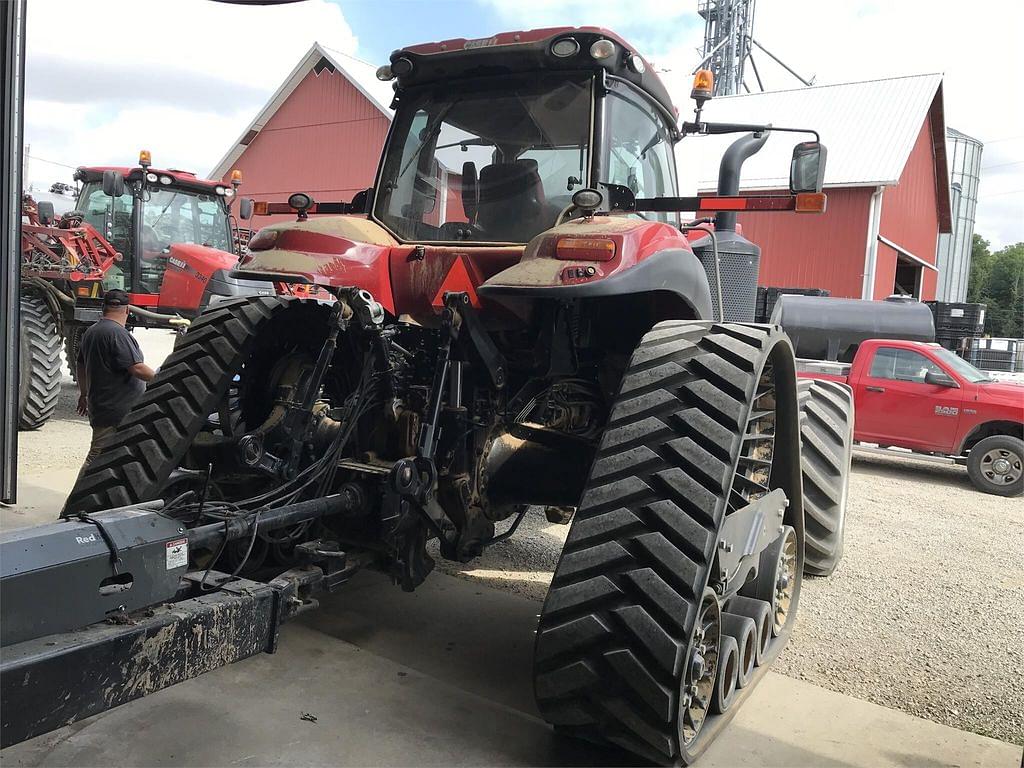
[{"left": 692, "top": 239, "right": 761, "bottom": 323}]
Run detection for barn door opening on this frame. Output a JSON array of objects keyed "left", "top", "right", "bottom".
[{"left": 893, "top": 258, "right": 923, "bottom": 298}]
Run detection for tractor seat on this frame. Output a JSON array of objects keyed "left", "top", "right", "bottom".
[{"left": 475, "top": 160, "right": 554, "bottom": 243}]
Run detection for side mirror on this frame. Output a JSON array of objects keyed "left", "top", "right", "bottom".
[
  {"left": 790, "top": 141, "right": 827, "bottom": 194},
  {"left": 36, "top": 201, "right": 55, "bottom": 226},
  {"left": 102, "top": 170, "right": 125, "bottom": 198},
  {"left": 924, "top": 369, "right": 959, "bottom": 388},
  {"left": 238, "top": 198, "right": 254, "bottom": 221}
]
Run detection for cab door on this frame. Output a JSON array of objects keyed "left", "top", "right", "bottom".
[{"left": 854, "top": 346, "right": 964, "bottom": 452}]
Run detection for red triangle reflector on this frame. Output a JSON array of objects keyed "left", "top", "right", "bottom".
[{"left": 431, "top": 256, "right": 481, "bottom": 309}]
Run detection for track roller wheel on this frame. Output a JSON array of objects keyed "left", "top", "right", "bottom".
[
  {"left": 797, "top": 379, "right": 854, "bottom": 576},
  {"left": 532, "top": 320, "right": 803, "bottom": 765},
  {"left": 719, "top": 613, "right": 756, "bottom": 688},
  {"left": 18, "top": 293, "right": 62, "bottom": 430},
  {"left": 710, "top": 635, "right": 738, "bottom": 715},
  {"left": 725, "top": 595, "right": 772, "bottom": 664}
]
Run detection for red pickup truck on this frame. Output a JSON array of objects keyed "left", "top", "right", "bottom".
[{"left": 798, "top": 339, "right": 1024, "bottom": 496}]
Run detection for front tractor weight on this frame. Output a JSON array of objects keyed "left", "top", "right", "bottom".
[{"left": 532, "top": 321, "right": 804, "bottom": 765}]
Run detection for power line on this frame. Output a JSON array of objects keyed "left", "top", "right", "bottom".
[
  {"left": 979, "top": 188, "right": 1024, "bottom": 198},
  {"left": 981, "top": 160, "right": 1024, "bottom": 171},
  {"left": 25, "top": 154, "right": 76, "bottom": 171}
]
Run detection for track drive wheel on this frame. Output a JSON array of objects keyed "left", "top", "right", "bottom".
[
  {"left": 533, "top": 321, "right": 802, "bottom": 765},
  {"left": 797, "top": 379, "right": 854, "bottom": 576},
  {"left": 18, "top": 293, "right": 62, "bottom": 430},
  {"left": 63, "top": 296, "right": 294, "bottom": 516}
]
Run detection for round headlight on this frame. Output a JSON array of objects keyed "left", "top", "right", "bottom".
[
  {"left": 214, "top": 186, "right": 226, "bottom": 196},
  {"left": 376, "top": 65, "right": 393, "bottom": 81},
  {"left": 288, "top": 192, "right": 313, "bottom": 211},
  {"left": 223, "top": 188, "right": 234, "bottom": 197},
  {"left": 159, "top": 175, "right": 172, "bottom": 185},
  {"left": 391, "top": 57, "right": 414, "bottom": 77},
  {"left": 551, "top": 38, "right": 579, "bottom": 58},
  {"left": 627, "top": 53, "right": 646, "bottom": 74},
  {"left": 572, "top": 188, "right": 604, "bottom": 211},
  {"left": 145, "top": 172, "right": 158, "bottom": 183},
  {"left": 590, "top": 39, "right": 615, "bottom": 60}
]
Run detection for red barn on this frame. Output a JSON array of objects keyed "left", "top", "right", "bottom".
[
  {"left": 210, "top": 43, "right": 395, "bottom": 218},
  {"left": 678, "top": 73, "right": 952, "bottom": 300}
]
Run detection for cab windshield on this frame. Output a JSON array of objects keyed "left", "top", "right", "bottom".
[
  {"left": 373, "top": 74, "right": 592, "bottom": 243},
  {"left": 932, "top": 347, "right": 993, "bottom": 383},
  {"left": 77, "top": 181, "right": 234, "bottom": 255}
]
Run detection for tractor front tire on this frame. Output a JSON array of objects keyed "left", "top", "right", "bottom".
[
  {"left": 533, "top": 321, "right": 801, "bottom": 765},
  {"left": 18, "top": 293, "right": 62, "bottom": 430},
  {"left": 797, "top": 379, "right": 854, "bottom": 577}
]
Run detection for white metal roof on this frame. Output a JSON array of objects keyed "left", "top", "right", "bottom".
[
  {"left": 209, "top": 43, "right": 395, "bottom": 180},
  {"left": 675, "top": 73, "right": 945, "bottom": 194}
]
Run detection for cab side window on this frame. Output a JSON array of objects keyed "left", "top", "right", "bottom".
[{"left": 869, "top": 348, "right": 943, "bottom": 383}]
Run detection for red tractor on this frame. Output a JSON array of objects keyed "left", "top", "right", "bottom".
[
  {"left": 18, "top": 155, "right": 270, "bottom": 429},
  {"left": 63, "top": 29, "right": 854, "bottom": 764}
]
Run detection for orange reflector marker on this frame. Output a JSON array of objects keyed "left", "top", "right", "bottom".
[
  {"left": 76, "top": 286, "right": 90, "bottom": 297},
  {"left": 252, "top": 201, "right": 270, "bottom": 216},
  {"left": 795, "top": 192, "right": 827, "bottom": 213},
  {"left": 555, "top": 237, "right": 616, "bottom": 261}
]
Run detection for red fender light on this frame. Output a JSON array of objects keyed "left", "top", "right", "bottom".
[
  {"left": 247, "top": 229, "right": 279, "bottom": 251},
  {"left": 555, "top": 237, "right": 616, "bottom": 261}
]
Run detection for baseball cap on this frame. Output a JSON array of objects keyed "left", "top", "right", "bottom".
[{"left": 103, "top": 289, "right": 131, "bottom": 307}]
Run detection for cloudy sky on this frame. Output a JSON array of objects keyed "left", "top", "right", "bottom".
[{"left": 23, "top": 0, "right": 1022, "bottom": 247}]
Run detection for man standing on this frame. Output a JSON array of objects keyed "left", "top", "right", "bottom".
[{"left": 73, "top": 289, "right": 156, "bottom": 479}]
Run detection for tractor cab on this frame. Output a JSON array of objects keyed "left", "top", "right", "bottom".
[
  {"left": 72, "top": 155, "right": 263, "bottom": 320},
  {"left": 371, "top": 28, "right": 680, "bottom": 245}
]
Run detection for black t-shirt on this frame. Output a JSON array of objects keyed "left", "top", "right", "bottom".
[{"left": 77, "top": 319, "right": 145, "bottom": 428}]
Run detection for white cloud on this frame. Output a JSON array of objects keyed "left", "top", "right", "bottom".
[{"left": 24, "top": 0, "right": 357, "bottom": 185}]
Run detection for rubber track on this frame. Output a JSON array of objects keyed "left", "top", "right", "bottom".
[
  {"left": 18, "top": 293, "right": 62, "bottom": 430},
  {"left": 533, "top": 320, "right": 781, "bottom": 765},
  {"left": 797, "top": 379, "right": 854, "bottom": 577},
  {"left": 63, "top": 296, "right": 291, "bottom": 516}
]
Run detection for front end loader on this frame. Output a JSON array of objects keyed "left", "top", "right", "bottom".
[{"left": 4, "top": 28, "right": 853, "bottom": 764}]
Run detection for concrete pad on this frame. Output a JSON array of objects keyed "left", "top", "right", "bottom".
[
  {"left": 0, "top": 468, "right": 79, "bottom": 531},
  {"left": 2, "top": 572, "right": 1019, "bottom": 768}
]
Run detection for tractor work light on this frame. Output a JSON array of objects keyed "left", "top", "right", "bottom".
[
  {"left": 391, "top": 57, "right": 414, "bottom": 77},
  {"left": 571, "top": 188, "right": 603, "bottom": 211},
  {"left": 555, "top": 237, "right": 616, "bottom": 262},
  {"left": 223, "top": 188, "right": 235, "bottom": 197},
  {"left": 691, "top": 69, "right": 714, "bottom": 101},
  {"left": 145, "top": 172, "right": 158, "bottom": 183},
  {"left": 627, "top": 54, "right": 646, "bottom": 74},
  {"left": 139, "top": 149, "right": 152, "bottom": 168},
  {"left": 214, "top": 186, "right": 226, "bottom": 196},
  {"left": 159, "top": 175, "right": 173, "bottom": 185},
  {"left": 288, "top": 192, "right": 314, "bottom": 211},
  {"left": 590, "top": 39, "right": 615, "bottom": 60},
  {"left": 376, "top": 65, "right": 394, "bottom": 81},
  {"left": 551, "top": 37, "right": 579, "bottom": 57}
]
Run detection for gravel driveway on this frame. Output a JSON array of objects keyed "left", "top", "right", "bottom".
[{"left": 437, "top": 451, "right": 1024, "bottom": 745}]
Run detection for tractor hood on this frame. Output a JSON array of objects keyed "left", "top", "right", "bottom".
[{"left": 232, "top": 215, "right": 397, "bottom": 313}]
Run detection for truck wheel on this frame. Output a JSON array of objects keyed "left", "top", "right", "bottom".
[
  {"left": 797, "top": 379, "right": 854, "bottom": 577},
  {"left": 18, "top": 293, "right": 62, "bottom": 430},
  {"left": 533, "top": 321, "right": 802, "bottom": 765},
  {"left": 967, "top": 435, "right": 1023, "bottom": 497},
  {"left": 63, "top": 296, "right": 292, "bottom": 516}
]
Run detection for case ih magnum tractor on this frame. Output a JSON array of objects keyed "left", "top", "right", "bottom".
[
  {"left": 17, "top": 156, "right": 269, "bottom": 429},
  {"left": 44, "top": 29, "right": 853, "bottom": 764}
]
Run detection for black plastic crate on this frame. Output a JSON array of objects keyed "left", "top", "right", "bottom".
[
  {"left": 755, "top": 286, "right": 769, "bottom": 323},
  {"left": 926, "top": 301, "right": 986, "bottom": 332}
]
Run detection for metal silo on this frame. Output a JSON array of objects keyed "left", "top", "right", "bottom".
[{"left": 935, "top": 127, "right": 983, "bottom": 301}]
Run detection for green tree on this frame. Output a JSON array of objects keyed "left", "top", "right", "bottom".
[
  {"left": 982, "top": 243, "right": 1023, "bottom": 338},
  {"left": 967, "top": 234, "right": 992, "bottom": 305}
]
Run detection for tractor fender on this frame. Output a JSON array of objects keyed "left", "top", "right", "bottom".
[{"left": 478, "top": 247, "right": 714, "bottom": 320}]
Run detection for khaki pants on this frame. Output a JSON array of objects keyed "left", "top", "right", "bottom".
[{"left": 77, "top": 425, "right": 117, "bottom": 481}]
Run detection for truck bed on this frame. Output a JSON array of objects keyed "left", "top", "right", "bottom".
[{"left": 795, "top": 358, "right": 851, "bottom": 383}]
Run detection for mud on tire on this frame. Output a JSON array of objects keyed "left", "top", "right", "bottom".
[
  {"left": 797, "top": 379, "right": 854, "bottom": 577},
  {"left": 18, "top": 293, "right": 62, "bottom": 430},
  {"left": 63, "top": 296, "right": 292, "bottom": 516},
  {"left": 532, "top": 320, "right": 802, "bottom": 765}
]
